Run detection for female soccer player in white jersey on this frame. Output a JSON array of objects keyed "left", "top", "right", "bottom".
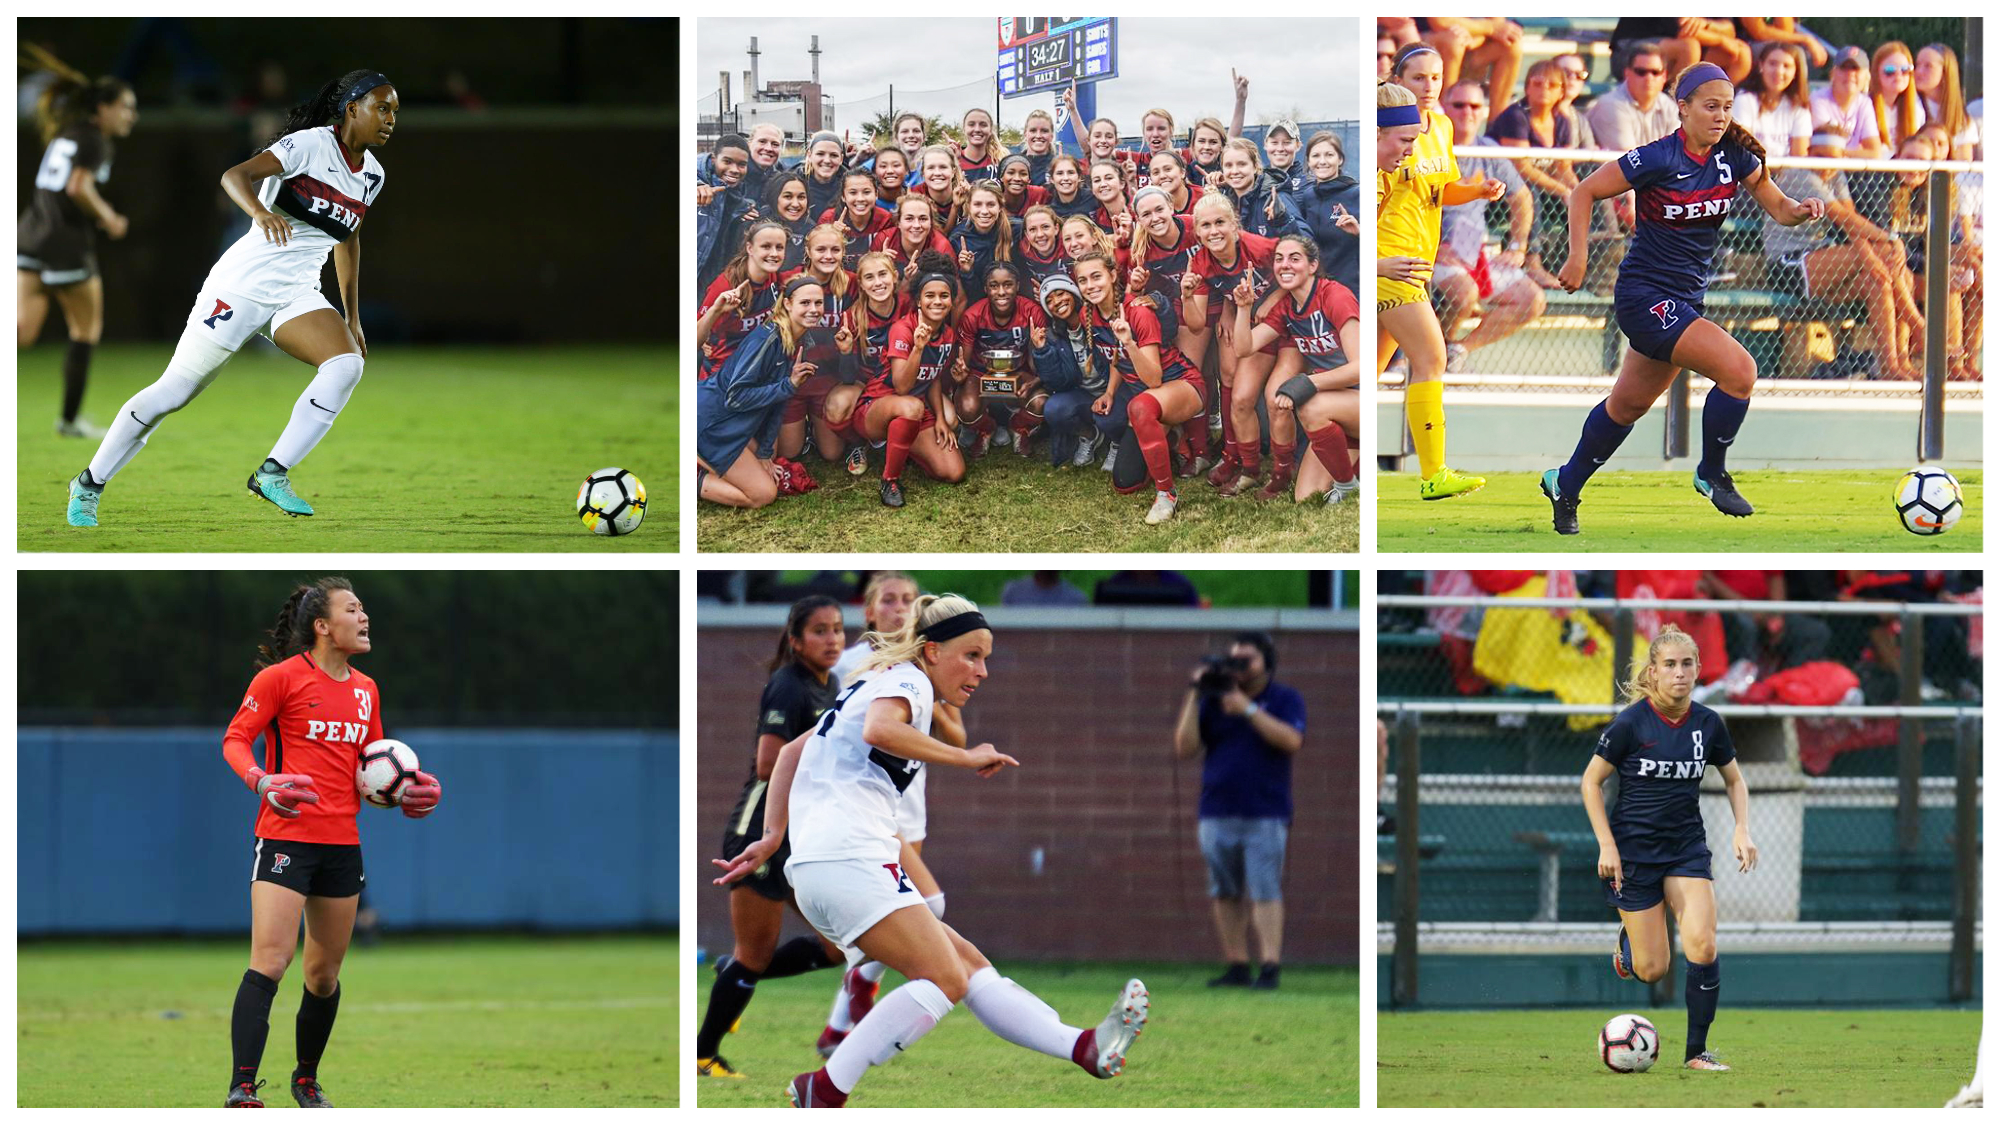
[
  {"left": 718, "top": 595, "right": 1149, "bottom": 1107},
  {"left": 67, "top": 69, "right": 396, "bottom": 528},
  {"left": 220, "top": 577, "right": 441, "bottom": 1106}
]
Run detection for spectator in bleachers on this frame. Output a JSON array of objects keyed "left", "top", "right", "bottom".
[
  {"left": 999, "top": 571, "right": 1087, "bottom": 607},
  {"left": 1735, "top": 42, "right": 1813, "bottom": 158},
  {"left": 1870, "top": 42, "right": 1925, "bottom": 152},
  {"left": 1489, "top": 60, "right": 1579, "bottom": 289},
  {"left": 1587, "top": 41, "right": 1678, "bottom": 155},
  {"left": 1612, "top": 18, "right": 1751, "bottom": 85},
  {"left": 1810, "top": 47, "right": 1885, "bottom": 159},
  {"left": 1378, "top": 32, "right": 1398, "bottom": 82},
  {"left": 1914, "top": 43, "right": 1978, "bottom": 160},
  {"left": 1738, "top": 17, "right": 1832, "bottom": 70},
  {"left": 1422, "top": 18, "right": 1527, "bottom": 109},
  {"left": 1760, "top": 134, "right": 1923, "bottom": 380},
  {"left": 1553, "top": 53, "right": 1598, "bottom": 149},
  {"left": 1433, "top": 81, "right": 1545, "bottom": 372},
  {"left": 1888, "top": 133, "right": 1981, "bottom": 381}
]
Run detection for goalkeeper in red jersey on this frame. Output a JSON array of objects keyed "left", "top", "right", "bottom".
[{"left": 218, "top": 577, "right": 441, "bottom": 1108}]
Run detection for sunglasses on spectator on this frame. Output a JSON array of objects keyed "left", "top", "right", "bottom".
[
  {"left": 1562, "top": 70, "right": 1587, "bottom": 80},
  {"left": 1630, "top": 66, "right": 1665, "bottom": 76},
  {"left": 1880, "top": 64, "right": 1914, "bottom": 75}
]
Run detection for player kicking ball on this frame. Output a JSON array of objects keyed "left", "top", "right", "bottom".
[{"left": 67, "top": 69, "right": 396, "bottom": 528}]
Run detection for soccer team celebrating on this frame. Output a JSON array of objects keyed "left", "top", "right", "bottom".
[{"left": 695, "top": 75, "right": 1362, "bottom": 525}]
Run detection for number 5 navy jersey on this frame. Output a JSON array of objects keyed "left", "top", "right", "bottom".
[
  {"left": 1594, "top": 698, "right": 1736, "bottom": 865},
  {"left": 1616, "top": 128, "right": 1761, "bottom": 305}
]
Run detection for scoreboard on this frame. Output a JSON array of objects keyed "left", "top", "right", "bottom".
[{"left": 996, "top": 17, "right": 1117, "bottom": 98}]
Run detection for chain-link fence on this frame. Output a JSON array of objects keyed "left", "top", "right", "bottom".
[
  {"left": 1375, "top": 583, "right": 1982, "bottom": 1008},
  {"left": 1381, "top": 147, "right": 1982, "bottom": 467}
]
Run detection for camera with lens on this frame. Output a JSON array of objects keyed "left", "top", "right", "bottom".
[{"left": 1197, "top": 653, "right": 1250, "bottom": 696}]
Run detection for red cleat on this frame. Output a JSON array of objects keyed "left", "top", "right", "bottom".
[
  {"left": 843, "top": 966, "right": 880, "bottom": 1026},
  {"left": 787, "top": 1068, "right": 847, "bottom": 1107}
]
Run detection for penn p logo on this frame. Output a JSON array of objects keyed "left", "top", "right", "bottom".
[
  {"left": 270, "top": 854, "right": 292, "bottom": 874},
  {"left": 203, "top": 299, "right": 235, "bottom": 330}
]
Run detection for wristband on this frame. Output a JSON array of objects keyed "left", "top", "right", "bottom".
[{"left": 1244, "top": 702, "right": 1262, "bottom": 717}]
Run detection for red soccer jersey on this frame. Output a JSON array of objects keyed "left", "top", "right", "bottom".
[
  {"left": 223, "top": 653, "right": 384, "bottom": 844},
  {"left": 867, "top": 312, "right": 958, "bottom": 400},
  {"left": 957, "top": 297, "right": 1047, "bottom": 374},
  {"left": 1191, "top": 231, "right": 1281, "bottom": 355},
  {"left": 867, "top": 227, "right": 955, "bottom": 270},
  {"left": 697, "top": 273, "right": 780, "bottom": 379},
  {"left": 1258, "top": 279, "right": 1361, "bottom": 373},
  {"left": 1003, "top": 184, "right": 1051, "bottom": 216}
]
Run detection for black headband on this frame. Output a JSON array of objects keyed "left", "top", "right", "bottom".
[
  {"left": 920, "top": 610, "right": 989, "bottom": 644},
  {"left": 340, "top": 72, "right": 392, "bottom": 117},
  {"left": 916, "top": 271, "right": 955, "bottom": 294},
  {"left": 782, "top": 275, "right": 824, "bottom": 299}
]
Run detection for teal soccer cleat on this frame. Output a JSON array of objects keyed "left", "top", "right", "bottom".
[
  {"left": 248, "top": 460, "right": 315, "bottom": 516},
  {"left": 66, "top": 471, "right": 102, "bottom": 527}
]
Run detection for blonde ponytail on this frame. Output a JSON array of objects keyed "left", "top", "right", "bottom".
[
  {"left": 864, "top": 593, "right": 984, "bottom": 672},
  {"left": 1620, "top": 623, "right": 1701, "bottom": 712}
]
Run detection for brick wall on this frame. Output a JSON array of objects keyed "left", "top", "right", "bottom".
[{"left": 695, "top": 625, "right": 1359, "bottom": 965}]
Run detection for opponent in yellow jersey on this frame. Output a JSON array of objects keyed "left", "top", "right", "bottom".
[{"left": 1376, "top": 108, "right": 1459, "bottom": 312}]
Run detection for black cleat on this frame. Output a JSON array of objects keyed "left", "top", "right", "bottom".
[
  {"left": 1207, "top": 963, "right": 1251, "bottom": 988},
  {"left": 224, "top": 1080, "right": 266, "bottom": 1108},
  {"left": 879, "top": 478, "right": 905, "bottom": 508},
  {"left": 1694, "top": 469, "right": 1754, "bottom": 517},
  {"left": 1540, "top": 468, "right": 1580, "bottom": 535},
  {"left": 290, "top": 1075, "right": 332, "bottom": 1108}
]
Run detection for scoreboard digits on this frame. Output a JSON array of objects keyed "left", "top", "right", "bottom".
[{"left": 996, "top": 16, "right": 1117, "bottom": 98}]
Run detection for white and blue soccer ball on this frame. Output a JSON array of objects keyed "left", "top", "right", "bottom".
[
  {"left": 1598, "top": 1013, "right": 1659, "bottom": 1073},
  {"left": 1895, "top": 466, "right": 1963, "bottom": 536},
  {"left": 357, "top": 739, "right": 421, "bottom": 808},
  {"left": 577, "top": 467, "right": 646, "bottom": 536}
]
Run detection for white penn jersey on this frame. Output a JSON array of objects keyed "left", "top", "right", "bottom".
[
  {"left": 204, "top": 127, "right": 384, "bottom": 305},
  {"left": 787, "top": 660, "right": 934, "bottom": 867}
]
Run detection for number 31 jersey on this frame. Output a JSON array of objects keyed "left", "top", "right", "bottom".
[
  {"left": 788, "top": 661, "right": 934, "bottom": 867},
  {"left": 223, "top": 653, "right": 385, "bottom": 844},
  {"left": 205, "top": 126, "right": 386, "bottom": 305}
]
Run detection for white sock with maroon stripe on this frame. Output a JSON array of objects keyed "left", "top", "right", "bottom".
[
  {"left": 824, "top": 977, "right": 954, "bottom": 1093},
  {"left": 962, "top": 966, "right": 1082, "bottom": 1060}
]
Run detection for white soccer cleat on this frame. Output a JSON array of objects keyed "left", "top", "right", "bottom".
[
  {"left": 1083, "top": 978, "right": 1149, "bottom": 1078},
  {"left": 1144, "top": 491, "right": 1177, "bottom": 525}
]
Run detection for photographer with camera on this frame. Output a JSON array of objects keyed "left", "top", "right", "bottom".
[{"left": 1171, "top": 632, "right": 1306, "bottom": 990}]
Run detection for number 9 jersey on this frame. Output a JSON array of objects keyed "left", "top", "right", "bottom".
[{"left": 786, "top": 661, "right": 935, "bottom": 870}]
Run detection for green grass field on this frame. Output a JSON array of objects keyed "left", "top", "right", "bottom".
[
  {"left": 1378, "top": 1007, "right": 1980, "bottom": 1107},
  {"left": 1379, "top": 469, "right": 1983, "bottom": 552},
  {"left": 18, "top": 934, "right": 676, "bottom": 1107},
  {"left": 697, "top": 453, "right": 1358, "bottom": 553},
  {"left": 695, "top": 961, "right": 1357, "bottom": 1108},
  {"left": 19, "top": 344, "right": 674, "bottom": 552}
]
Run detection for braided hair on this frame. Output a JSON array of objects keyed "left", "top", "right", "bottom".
[
  {"left": 257, "top": 577, "right": 356, "bottom": 668},
  {"left": 23, "top": 44, "right": 131, "bottom": 146},
  {"left": 262, "top": 68, "right": 389, "bottom": 152}
]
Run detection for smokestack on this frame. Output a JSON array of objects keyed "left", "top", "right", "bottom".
[
  {"left": 719, "top": 72, "right": 731, "bottom": 113},
  {"left": 743, "top": 71, "right": 752, "bottom": 104},
  {"left": 748, "top": 36, "right": 761, "bottom": 100},
  {"left": 810, "top": 35, "right": 821, "bottom": 85}
]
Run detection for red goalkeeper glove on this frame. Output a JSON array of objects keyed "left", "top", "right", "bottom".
[
  {"left": 400, "top": 770, "right": 441, "bottom": 819},
  {"left": 245, "top": 767, "right": 320, "bottom": 819}
]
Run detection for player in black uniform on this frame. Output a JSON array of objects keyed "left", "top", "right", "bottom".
[
  {"left": 17, "top": 48, "right": 137, "bottom": 438},
  {"left": 696, "top": 596, "right": 848, "bottom": 1080},
  {"left": 1582, "top": 624, "right": 1756, "bottom": 1072}
]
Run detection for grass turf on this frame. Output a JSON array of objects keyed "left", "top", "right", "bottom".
[
  {"left": 1378, "top": 469, "right": 1983, "bottom": 552},
  {"left": 19, "top": 343, "right": 673, "bottom": 552},
  {"left": 1377, "top": 1006, "right": 1980, "bottom": 1107},
  {"left": 18, "top": 934, "right": 676, "bottom": 1107},
  {"left": 696, "top": 449, "right": 1359, "bottom": 553},
  {"left": 694, "top": 961, "right": 1358, "bottom": 1108}
]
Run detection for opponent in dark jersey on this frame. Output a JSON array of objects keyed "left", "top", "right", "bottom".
[
  {"left": 1544, "top": 62, "right": 1826, "bottom": 535},
  {"left": 218, "top": 578, "right": 441, "bottom": 1108},
  {"left": 1583, "top": 624, "right": 1756, "bottom": 1072},
  {"left": 696, "top": 596, "right": 847, "bottom": 1081},
  {"left": 19, "top": 63, "right": 137, "bottom": 440},
  {"left": 1073, "top": 250, "right": 1206, "bottom": 525},
  {"left": 696, "top": 220, "right": 787, "bottom": 380}
]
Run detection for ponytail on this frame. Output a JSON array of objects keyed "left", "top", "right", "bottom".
[
  {"left": 257, "top": 577, "right": 355, "bottom": 668},
  {"left": 23, "top": 44, "right": 130, "bottom": 146},
  {"left": 863, "top": 593, "right": 984, "bottom": 672},
  {"left": 768, "top": 595, "right": 844, "bottom": 673},
  {"left": 1721, "top": 119, "right": 1767, "bottom": 168},
  {"left": 261, "top": 68, "right": 385, "bottom": 152}
]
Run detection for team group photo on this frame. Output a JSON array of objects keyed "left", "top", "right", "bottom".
[
  {"left": 694, "top": 17, "right": 1362, "bottom": 553},
  {"left": 1375, "top": 16, "right": 1982, "bottom": 551}
]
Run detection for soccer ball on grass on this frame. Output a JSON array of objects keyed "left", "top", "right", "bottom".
[
  {"left": 1895, "top": 466, "right": 1963, "bottom": 536},
  {"left": 1599, "top": 1013, "right": 1659, "bottom": 1073},
  {"left": 357, "top": 739, "right": 422, "bottom": 808},
  {"left": 577, "top": 467, "right": 647, "bottom": 536}
]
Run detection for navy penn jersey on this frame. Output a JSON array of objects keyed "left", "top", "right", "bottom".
[
  {"left": 1049, "top": 191, "right": 1097, "bottom": 223},
  {"left": 949, "top": 217, "right": 1022, "bottom": 292},
  {"left": 852, "top": 295, "right": 910, "bottom": 384},
  {"left": 1018, "top": 242, "right": 1071, "bottom": 291},
  {"left": 1259, "top": 279, "right": 1360, "bottom": 372},
  {"left": 1023, "top": 150, "right": 1053, "bottom": 186},
  {"left": 1621, "top": 129, "right": 1762, "bottom": 301},
  {"left": 1595, "top": 699, "right": 1736, "bottom": 865}
]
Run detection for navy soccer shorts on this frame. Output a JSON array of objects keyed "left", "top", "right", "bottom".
[
  {"left": 251, "top": 838, "right": 365, "bottom": 898},
  {"left": 1603, "top": 853, "right": 1712, "bottom": 912},
  {"left": 1614, "top": 288, "right": 1705, "bottom": 364}
]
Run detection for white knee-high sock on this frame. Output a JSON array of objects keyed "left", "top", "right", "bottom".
[
  {"left": 962, "top": 966, "right": 1082, "bottom": 1061},
  {"left": 268, "top": 352, "right": 364, "bottom": 470},
  {"left": 829, "top": 898, "right": 941, "bottom": 1033},
  {"left": 824, "top": 978, "right": 953, "bottom": 1093},
  {"left": 87, "top": 369, "right": 207, "bottom": 485}
]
